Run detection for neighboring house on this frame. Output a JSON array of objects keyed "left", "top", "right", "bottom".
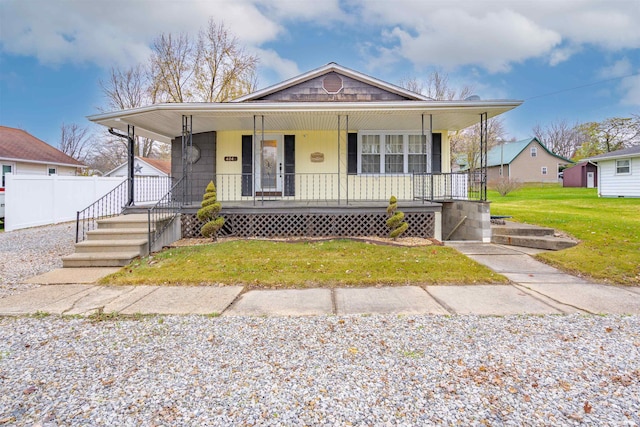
[
  {"left": 105, "top": 156, "right": 171, "bottom": 177},
  {"left": 485, "top": 138, "right": 572, "bottom": 183},
  {"left": 1, "top": 126, "right": 85, "bottom": 218},
  {"left": 562, "top": 161, "right": 597, "bottom": 188},
  {"left": 584, "top": 145, "right": 640, "bottom": 197},
  {"left": 88, "top": 62, "right": 523, "bottom": 242}
]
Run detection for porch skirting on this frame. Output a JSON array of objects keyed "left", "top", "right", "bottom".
[{"left": 181, "top": 204, "right": 439, "bottom": 239}]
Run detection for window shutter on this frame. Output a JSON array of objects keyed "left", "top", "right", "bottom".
[
  {"left": 431, "top": 133, "right": 442, "bottom": 173},
  {"left": 284, "top": 135, "right": 295, "bottom": 196},
  {"left": 241, "top": 135, "right": 252, "bottom": 196},
  {"left": 348, "top": 132, "right": 358, "bottom": 174}
]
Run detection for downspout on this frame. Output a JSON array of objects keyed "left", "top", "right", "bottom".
[{"left": 108, "top": 127, "right": 135, "bottom": 206}]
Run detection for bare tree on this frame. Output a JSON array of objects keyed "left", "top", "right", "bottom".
[
  {"left": 398, "top": 76, "right": 424, "bottom": 96},
  {"left": 450, "top": 117, "right": 507, "bottom": 171},
  {"left": 59, "top": 123, "right": 92, "bottom": 162},
  {"left": 399, "top": 71, "right": 474, "bottom": 101},
  {"left": 532, "top": 119, "right": 585, "bottom": 159},
  {"left": 149, "top": 32, "right": 195, "bottom": 103},
  {"left": 574, "top": 116, "right": 640, "bottom": 159}
]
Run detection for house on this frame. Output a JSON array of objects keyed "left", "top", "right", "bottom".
[
  {"left": 562, "top": 161, "right": 597, "bottom": 188},
  {"left": 105, "top": 156, "right": 171, "bottom": 177},
  {"left": 86, "top": 62, "right": 523, "bottom": 248},
  {"left": 1, "top": 126, "right": 85, "bottom": 218},
  {"left": 584, "top": 145, "right": 640, "bottom": 197},
  {"left": 485, "top": 137, "right": 572, "bottom": 183}
]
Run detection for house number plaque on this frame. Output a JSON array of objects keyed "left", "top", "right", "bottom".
[
  {"left": 310, "top": 152, "right": 324, "bottom": 163},
  {"left": 224, "top": 156, "right": 238, "bottom": 162}
]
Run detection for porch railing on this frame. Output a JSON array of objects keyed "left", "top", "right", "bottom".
[
  {"left": 148, "top": 176, "right": 185, "bottom": 251},
  {"left": 75, "top": 176, "right": 175, "bottom": 243},
  {"left": 211, "top": 172, "right": 480, "bottom": 204}
]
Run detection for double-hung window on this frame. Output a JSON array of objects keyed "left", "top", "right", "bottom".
[
  {"left": 359, "top": 132, "right": 429, "bottom": 174},
  {"left": 616, "top": 159, "right": 630, "bottom": 175}
]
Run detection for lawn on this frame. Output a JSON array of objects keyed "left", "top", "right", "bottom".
[
  {"left": 489, "top": 184, "right": 640, "bottom": 285},
  {"left": 102, "top": 239, "right": 508, "bottom": 288}
]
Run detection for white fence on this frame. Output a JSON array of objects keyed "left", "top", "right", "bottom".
[{"left": 4, "top": 174, "right": 126, "bottom": 232}]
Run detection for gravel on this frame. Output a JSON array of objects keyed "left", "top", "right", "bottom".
[
  {"left": 0, "top": 222, "right": 76, "bottom": 298},
  {"left": 1, "top": 314, "right": 639, "bottom": 426}
]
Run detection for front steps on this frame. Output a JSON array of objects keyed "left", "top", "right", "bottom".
[
  {"left": 491, "top": 221, "right": 578, "bottom": 251},
  {"left": 63, "top": 214, "right": 158, "bottom": 268}
]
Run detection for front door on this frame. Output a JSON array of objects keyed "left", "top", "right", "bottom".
[
  {"left": 587, "top": 171, "right": 595, "bottom": 188},
  {"left": 255, "top": 135, "right": 283, "bottom": 196}
]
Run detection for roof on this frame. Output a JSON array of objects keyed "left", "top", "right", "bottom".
[
  {"left": 232, "top": 62, "right": 431, "bottom": 102},
  {"left": 104, "top": 156, "right": 171, "bottom": 177},
  {"left": 584, "top": 145, "right": 640, "bottom": 162},
  {"left": 486, "top": 137, "right": 572, "bottom": 167},
  {"left": 88, "top": 63, "right": 523, "bottom": 144},
  {"left": 0, "top": 126, "right": 86, "bottom": 167}
]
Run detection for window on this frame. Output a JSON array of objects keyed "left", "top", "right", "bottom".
[
  {"left": 616, "top": 159, "right": 631, "bottom": 174},
  {"left": 48, "top": 167, "right": 57, "bottom": 175},
  {"left": 2, "top": 164, "right": 12, "bottom": 188},
  {"left": 359, "top": 132, "right": 431, "bottom": 174},
  {"left": 530, "top": 147, "right": 537, "bottom": 157},
  {"left": 361, "top": 135, "right": 380, "bottom": 173},
  {"left": 541, "top": 166, "right": 548, "bottom": 175}
]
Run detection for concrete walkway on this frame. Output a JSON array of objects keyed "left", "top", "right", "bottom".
[{"left": 1, "top": 243, "right": 639, "bottom": 317}]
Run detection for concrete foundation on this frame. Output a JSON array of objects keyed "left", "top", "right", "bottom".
[{"left": 441, "top": 201, "right": 491, "bottom": 242}]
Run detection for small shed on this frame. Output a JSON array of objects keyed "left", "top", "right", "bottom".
[{"left": 562, "top": 161, "right": 597, "bottom": 188}]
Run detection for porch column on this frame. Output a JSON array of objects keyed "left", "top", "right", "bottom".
[
  {"left": 127, "top": 124, "right": 135, "bottom": 206},
  {"left": 181, "top": 115, "right": 193, "bottom": 205},
  {"left": 480, "top": 112, "right": 488, "bottom": 201}
]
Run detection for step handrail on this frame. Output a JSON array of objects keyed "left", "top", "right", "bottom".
[
  {"left": 147, "top": 176, "right": 185, "bottom": 252},
  {"left": 75, "top": 178, "right": 130, "bottom": 243}
]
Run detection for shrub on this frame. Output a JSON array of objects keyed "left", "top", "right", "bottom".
[
  {"left": 197, "top": 181, "right": 225, "bottom": 240},
  {"left": 490, "top": 177, "right": 523, "bottom": 196},
  {"left": 386, "top": 195, "right": 408, "bottom": 239}
]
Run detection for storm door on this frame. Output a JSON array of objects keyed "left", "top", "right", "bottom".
[{"left": 255, "top": 135, "right": 283, "bottom": 196}]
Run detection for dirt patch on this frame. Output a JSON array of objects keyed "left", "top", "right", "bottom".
[{"left": 169, "top": 236, "right": 441, "bottom": 248}]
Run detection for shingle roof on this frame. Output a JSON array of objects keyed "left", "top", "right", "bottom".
[
  {"left": 486, "top": 137, "right": 571, "bottom": 167},
  {"left": 0, "top": 126, "right": 85, "bottom": 167},
  {"left": 585, "top": 145, "right": 640, "bottom": 161},
  {"left": 140, "top": 157, "right": 171, "bottom": 175}
]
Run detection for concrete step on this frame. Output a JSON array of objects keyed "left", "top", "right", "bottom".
[
  {"left": 74, "top": 239, "right": 148, "bottom": 254},
  {"left": 491, "top": 234, "right": 577, "bottom": 251},
  {"left": 97, "top": 213, "right": 174, "bottom": 229},
  {"left": 86, "top": 228, "right": 151, "bottom": 241},
  {"left": 491, "top": 222, "right": 555, "bottom": 237},
  {"left": 62, "top": 251, "right": 140, "bottom": 268}
]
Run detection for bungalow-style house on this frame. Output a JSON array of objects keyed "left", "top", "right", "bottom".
[
  {"left": 85, "top": 62, "right": 522, "bottom": 251},
  {"left": 485, "top": 137, "right": 572, "bottom": 183},
  {"left": 585, "top": 145, "right": 640, "bottom": 197},
  {"left": 562, "top": 161, "right": 597, "bottom": 188},
  {"left": 1, "top": 126, "right": 85, "bottom": 218}
]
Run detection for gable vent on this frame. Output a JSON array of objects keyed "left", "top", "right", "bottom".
[{"left": 323, "top": 73, "right": 343, "bottom": 94}]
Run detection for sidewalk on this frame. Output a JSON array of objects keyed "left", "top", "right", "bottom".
[{"left": 1, "top": 243, "right": 639, "bottom": 317}]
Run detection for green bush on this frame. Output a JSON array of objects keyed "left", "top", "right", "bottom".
[
  {"left": 197, "top": 181, "right": 225, "bottom": 240},
  {"left": 386, "top": 196, "right": 408, "bottom": 239}
]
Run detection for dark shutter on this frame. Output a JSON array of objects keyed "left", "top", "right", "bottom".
[
  {"left": 241, "top": 135, "right": 252, "bottom": 196},
  {"left": 347, "top": 132, "right": 358, "bottom": 174},
  {"left": 431, "top": 133, "right": 442, "bottom": 173},
  {"left": 284, "top": 135, "right": 295, "bottom": 196}
]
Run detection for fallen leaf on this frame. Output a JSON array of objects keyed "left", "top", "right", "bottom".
[
  {"left": 584, "top": 401, "right": 592, "bottom": 414},
  {"left": 348, "top": 347, "right": 358, "bottom": 355},
  {"left": 508, "top": 386, "right": 517, "bottom": 394}
]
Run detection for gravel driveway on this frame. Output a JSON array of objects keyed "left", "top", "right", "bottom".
[{"left": 0, "top": 223, "right": 76, "bottom": 298}]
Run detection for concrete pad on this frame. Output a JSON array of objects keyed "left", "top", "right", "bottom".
[
  {"left": 335, "top": 286, "right": 449, "bottom": 315},
  {"left": 426, "top": 285, "right": 563, "bottom": 315},
  {"left": 45, "top": 286, "right": 133, "bottom": 316},
  {"left": 0, "top": 285, "right": 95, "bottom": 315},
  {"left": 503, "top": 273, "right": 590, "bottom": 284},
  {"left": 518, "top": 282, "right": 640, "bottom": 315},
  {"left": 224, "top": 289, "right": 332, "bottom": 316},
  {"left": 626, "top": 287, "right": 640, "bottom": 295},
  {"left": 103, "top": 286, "right": 158, "bottom": 313},
  {"left": 495, "top": 245, "right": 550, "bottom": 256},
  {"left": 446, "top": 242, "right": 518, "bottom": 255},
  {"left": 121, "top": 286, "right": 243, "bottom": 315},
  {"left": 25, "top": 268, "right": 122, "bottom": 284},
  {"left": 465, "top": 254, "right": 562, "bottom": 274}
]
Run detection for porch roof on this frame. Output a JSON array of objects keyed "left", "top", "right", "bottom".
[{"left": 88, "top": 100, "right": 523, "bottom": 144}]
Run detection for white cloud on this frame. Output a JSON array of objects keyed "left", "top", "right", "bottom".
[
  {"left": 599, "top": 58, "right": 633, "bottom": 79},
  {"left": 251, "top": 48, "right": 301, "bottom": 82},
  {"left": 620, "top": 74, "right": 640, "bottom": 106}
]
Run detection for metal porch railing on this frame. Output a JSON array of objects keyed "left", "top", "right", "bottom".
[{"left": 147, "top": 177, "right": 185, "bottom": 251}]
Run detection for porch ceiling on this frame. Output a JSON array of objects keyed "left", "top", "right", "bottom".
[{"left": 89, "top": 100, "right": 522, "bottom": 143}]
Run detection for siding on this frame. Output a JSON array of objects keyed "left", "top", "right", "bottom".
[
  {"left": 508, "top": 141, "right": 563, "bottom": 183},
  {"left": 598, "top": 157, "right": 640, "bottom": 197}
]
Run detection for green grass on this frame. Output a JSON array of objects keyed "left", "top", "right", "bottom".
[
  {"left": 101, "top": 239, "right": 507, "bottom": 287},
  {"left": 489, "top": 184, "right": 640, "bottom": 285}
]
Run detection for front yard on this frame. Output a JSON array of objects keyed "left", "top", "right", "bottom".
[{"left": 489, "top": 185, "right": 640, "bottom": 285}]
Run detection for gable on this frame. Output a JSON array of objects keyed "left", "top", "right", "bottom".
[
  {"left": 0, "top": 126, "right": 85, "bottom": 167},
  {"left": 254, "top": 72, "right": 413, "bottom": 102}
]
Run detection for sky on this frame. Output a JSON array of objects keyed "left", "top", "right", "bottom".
[{"left": 1, "top": 0, "right": 639, "bottom": 148}]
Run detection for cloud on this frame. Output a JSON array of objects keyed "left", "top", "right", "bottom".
[
  {"left": 620, "top": 74, "right": 640, "bottom": 106},
  {"left": 599, "top": 58, "right": 633, "bottom": 79},
  {"left": 251, "top": 48, "right": 301, "bottom": 83}
]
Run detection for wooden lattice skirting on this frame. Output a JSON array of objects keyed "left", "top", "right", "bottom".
[{"left": 182, "top": 212, "right": 435, "bottom": 239}]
